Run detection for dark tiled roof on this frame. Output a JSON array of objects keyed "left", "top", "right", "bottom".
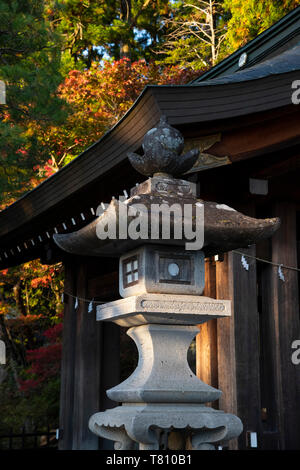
[{"left": 193, "top": 43, "right": 300, "bottom": 85}]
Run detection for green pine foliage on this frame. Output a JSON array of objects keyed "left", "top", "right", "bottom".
[
  {"left": 223, "top": 0, "right": 300, "bottom": 53},
  {"left": 45, "top": 0, "right": 172, "bottom": 70},
  {"left": 155, "top": 1, "right": 228, "bottom": 70},
  {"left": 0, "top": 0, "right": 67, "bottom": 202},
  {"left": 155, "top": 0, "right": 300, "bottom": 70}
]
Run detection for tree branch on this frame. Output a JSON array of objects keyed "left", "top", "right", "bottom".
[{"left": 130, "top": 0, "right": 152, "bottom": 28}]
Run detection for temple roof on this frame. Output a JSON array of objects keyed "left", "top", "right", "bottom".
[
  {"left": 0, "top": 8, "right": 300, "bottom": 267},
  {"left": 194, "top": 44, "right": 300, "bottom": 85}
]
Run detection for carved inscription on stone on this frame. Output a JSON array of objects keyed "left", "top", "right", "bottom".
[{"left": 140, "top": 299, "right": 225, "bottom": 312}]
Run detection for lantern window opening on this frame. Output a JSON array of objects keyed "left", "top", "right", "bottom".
[{"left": 123, "top": 255, "right": 140, "bottom": 287}]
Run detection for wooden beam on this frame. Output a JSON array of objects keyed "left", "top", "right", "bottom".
[
  {"left": 88, "top": 271, "right": 119, "bottom": 301},
  {"left": 251, "top": 153, "right": 300, "bottom": 180},
  {"left": 208, "top": 111, "right": 300, "bottom": 162},
  {"left": 88, "top": 266, "right": 120, "bottom": 450}
]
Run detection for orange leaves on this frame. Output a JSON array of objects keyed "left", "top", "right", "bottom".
[
  {"left": 16, "top": 149, "right": 28, "bottom": 156},
  {"left": 31, "top": 275, "right": 52, "bottom": 289},
  {"left": 0, "top": 303, "right": 11, "bottom": 316},
  {"left": 37, "top": 58, "right": 199, "bottom": 172}
]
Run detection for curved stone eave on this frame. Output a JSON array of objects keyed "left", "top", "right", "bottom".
[{"left": 53, "top": 197, "right": 280, "bottom": 258}]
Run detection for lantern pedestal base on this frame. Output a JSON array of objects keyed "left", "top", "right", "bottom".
[
  {"left": 89, "top": 322, "right": 243, "bottom": 449},
  {"left": 89, "top": 404, "right": 243, "bottom": 450}
]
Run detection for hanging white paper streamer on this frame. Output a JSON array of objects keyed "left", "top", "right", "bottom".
[
  {"left": 74, "top": 297, "right": 78, "bottom": 309},
  {"left": 241, "top": 255, "right": 249, "bottom": 271},
  {"left": 88, "top": 301, "right": 93, "bottom": 313},
  {"left": 278, "top": 265, "right": 285, "bottom": 282}
]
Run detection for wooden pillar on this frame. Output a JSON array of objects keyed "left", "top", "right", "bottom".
[
  {"left": 196, "top": 259, "right": 218, "bottom": 400},
  {"left": 214, "top": 244, "right": 262, "bottom": 449},
  {"left": 215, "top": 252, "right": 238, "bottom": 451},
  {"left": 59, "top": 257, "right": 120, "bottom": 450},
  {"left": 260, "top": 202, "right": 300, "bottom": 449},
  {"left": 72, "top": 260, "right": 102, "bottom": 449},
  {"left": 259, "top": 240, "right": 283, "bottom": 449},
  {"left": 58, "top": 261, "right": 77, "bottom": 450},
  {"left": 231, "top": 247, "right": 262, "bottom": 449}
]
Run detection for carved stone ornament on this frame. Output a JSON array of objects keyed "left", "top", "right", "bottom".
[
  {"left": 127, "top": 116, "right": 199, "bottom": 177},
  {"left": 89, "top": 404, "right": 243, "bottom": 450},
  {"left": 97, "top": 293, "right": 230, "bottom": 327}
]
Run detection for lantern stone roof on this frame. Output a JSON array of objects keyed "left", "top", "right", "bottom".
[
  {"left": 54, "top": 120, "right": 280, "bottom": 258},
  {"left": 53, "top": 180, "right": 280, "bottom": 258}
]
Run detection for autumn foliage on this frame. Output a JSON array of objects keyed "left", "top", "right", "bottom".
[
  {"left": 1, "top": 0, "right": 298, "bottom": 438},
  {"left": 0, "top": 57, "right": 199, "bottom": 433},
  {"left": 19, "top": 324, "right": 62, "bottom": 393},
  {"left": 36, "top": 59, "right": 200, "bottom": 171}
]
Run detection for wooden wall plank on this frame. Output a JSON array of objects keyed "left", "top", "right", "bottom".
[
  {"left": 196, "top": 259, "right": 218, "bottom": 404},
  {"left": 72, "top": 261, "right": 102, "bottom": 449},
  {"left": 258, "top": 240, "right": 284, "bottom": 449},
  {"left": 231, "top": 246, "right": 262, "bottom": 449},
  {"left": 258, "top": 203, "right": 300, "bottom": 449},
  {"left": 215, "top": 253, "right": 238, "bottom": 450},
  {"left": 215, "top": 244, "right": 262, "bottom": 450},
  {"left": 59, "top": 257, "right": 120, "bottom": 450},
  {"left": 270, "top": 202, "right": 300, "bottom": 449},
  {"left": 58, "top": 262, "right": 77, "bottom": 450}
]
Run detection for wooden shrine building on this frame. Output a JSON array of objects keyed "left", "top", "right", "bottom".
[{"left": 0, "top": 7, "right": 300, "bottom": 450}]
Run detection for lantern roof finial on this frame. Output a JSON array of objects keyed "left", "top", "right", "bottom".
[{"left": 127, "top": 116, "right": 199, "bottom": 177}]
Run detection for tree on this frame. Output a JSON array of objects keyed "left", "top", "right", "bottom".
[
  {"left": 156, "top": 1, "right": 227, "bottom": 69},
  {"left": 37, "top": 58, "right": 199, "bottom": 170},
  {"left": 44, "top": 0, "right": 172, "bottom": 70},
  {"left": 0, "top": 0, "right": 67, "bottom": 203},
  {"left": 0, "top": 261, "right": 64, "bottom": 433},
  {"left": 223, "top": 0, "right": 300, "bottom": 53}
]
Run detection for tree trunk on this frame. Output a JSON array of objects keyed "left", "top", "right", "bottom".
[{"left": 120, "top": 0, "right": 132, "bottom": 59}]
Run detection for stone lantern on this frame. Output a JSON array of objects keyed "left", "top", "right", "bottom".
[{"left": 54, "top": 116, "right": 279, "bottom": 450}]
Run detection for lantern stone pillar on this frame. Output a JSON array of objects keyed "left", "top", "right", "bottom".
[{"left": 88, "top": 244, "right": 242, "bottom": 449}]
